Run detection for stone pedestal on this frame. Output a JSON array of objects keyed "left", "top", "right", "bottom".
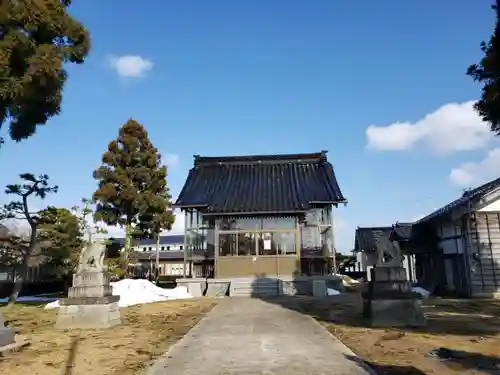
[
  {"left": 0, "top": 312, "right": 14, "bottom": 347},
  {"left": 57, "top": 270, "right": 121, "bottom": 329},
  {"left": 362, "top": 265, "right": 426, "bottom": 327}
]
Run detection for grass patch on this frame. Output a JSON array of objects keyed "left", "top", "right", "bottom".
[
  {"left": 0, "top": 298, "right": 217, "bottom": 375},
  {"left": 295, "top": 293, "right": 500, "bottom": 375}
]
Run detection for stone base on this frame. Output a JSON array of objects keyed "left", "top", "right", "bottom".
[
  {"left": 0, "top": 335, "right": 29, "bottom": 357},
  {"left": 0, "top": 327, "right": 15, "bottom": 347},
  {"left": 365, "top": 298, "right": 426, "bottom": 327},
  {"left": 57, "top": 298, "right": 121, "bottom": 329}
]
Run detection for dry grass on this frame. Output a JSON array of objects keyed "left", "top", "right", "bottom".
[
  {"left": 295, "top": 293, "right": 500, "bottom": 375},
  {"left": 0, "top": 298, "right": 217, "bottom": 375}
]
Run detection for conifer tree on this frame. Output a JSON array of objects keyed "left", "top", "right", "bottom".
[
  {"left": 467, "top": 0, "right": 500, "bottom": 134},
  {"left": 0, "top": 0, "right": 90, "bottom": 142},
  {"left": 92, "top": 120, "right": 175, "bottom": 268}
]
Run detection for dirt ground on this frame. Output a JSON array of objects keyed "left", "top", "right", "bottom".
[
  {"left": 295, "top": 293, "right": 500, "bottom": 375},
  {"left": 0, "top": 298, "right": 217, "bottom": 375}
]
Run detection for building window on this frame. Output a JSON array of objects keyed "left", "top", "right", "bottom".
[
  {"left": 143, "top": 247, "right": 147, "bottom": 252},
  {"left": 180, "top": 245, "right": 183, "bottom": 250},
  {"left": 219, "top": 233, "right": 237, "bottom": 256},
  {"left": 237, "top": 233, "right": 256, "bottom": 256},
  {"left": 161, "top": 246, "right": 165, "bottom": 251},
  {"left": 217, "top": 217, "right": 296, "bottom": 231},
  {"left": 148, "top": 247, "right": 152, "bottom": 251},
  {"left": 167, "top": 246, "right": 171, "bottom": 251}
]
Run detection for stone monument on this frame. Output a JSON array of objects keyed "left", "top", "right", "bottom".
[
  {"left": 57, "top": 239, "right": 121, "bottom": 329},
  {"left": 0, "top": 312, "right": 14, "bottom": 347},
  {"left": 362, "top": 239, "right": 426, "bottom": 327}
]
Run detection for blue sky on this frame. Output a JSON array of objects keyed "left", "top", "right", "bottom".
[{"left": 0, "top": 0, "right": 498, "bottom": 253}]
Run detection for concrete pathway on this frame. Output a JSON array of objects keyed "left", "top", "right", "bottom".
[{"left": 147, "top": 298, "right": 374, "bottom": 375}]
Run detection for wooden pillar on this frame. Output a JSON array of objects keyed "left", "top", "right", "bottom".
[
  {"left": 182, "top": 210, "right": 188, "bottom": 278},
  {"left": 330, "top": 206, "right": 337, "bottom": 274},
  {"left": 214, "top": 220, "right": 220, "bottom": 278},
  {"left": 295, "top": 217, "right": 301, "bottom": 275}
]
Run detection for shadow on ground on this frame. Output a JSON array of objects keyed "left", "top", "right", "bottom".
[
  {"left": 250, "top": 276, "right": 500, "bottom": 337},
  {"left": 344, "top": 354, "right": 426, "bottom": 375},
  {"left": 63, "top": 335, "right": 81, "bottom": 375},
  {"left": 250, "top": 276, "right": 500, "bottom": 375}
]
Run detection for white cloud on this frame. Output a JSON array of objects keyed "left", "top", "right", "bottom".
[
  {"left": 163, "top": 153, "right": 179, "bottom": 168},
  {"left": 410, "top": 214, "right": 425, "bottom": 222},
  {"left": 449, "top": 147, "right": 500, "bottom": 187},
  {"left": 109, "top": 55, "right": 153, "bottom": 78},
  {"left": 366, "top": 101, "right": 492, "bottom": 154}
]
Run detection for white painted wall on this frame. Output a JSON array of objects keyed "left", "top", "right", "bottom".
[
  {"left": 134, "top": 243, "right": 185, "bottom": 252},
  {"left": 478, "top": 198, "right": 500, "bottom": 212}
]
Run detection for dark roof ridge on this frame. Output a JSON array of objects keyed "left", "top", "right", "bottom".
[
  {"left": 356, "top": 225, "right": 392, "bottom": 230},
  {"left": 418, "top": 175, "right": 500, "bottom": 223},
  {"left": 193, "top": 151, "right": 329, "bottom": 167}
]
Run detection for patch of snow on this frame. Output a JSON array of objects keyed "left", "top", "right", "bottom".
[
  {"left": 327, "top": 288, "right": 340, "bottom": 296},
  {"left": 44, "top": 279, "right": 193, "bottom": 310},
  {"left": 412, "top": 286, "right": 430, "bottom": 299}
]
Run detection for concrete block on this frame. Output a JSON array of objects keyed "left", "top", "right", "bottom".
[
  {"left": 0, "top": 328, "right": 15, "bottom": 347},
  {"left": 73, "top": 271, "right": 110, "bottom": 287},
  {"left": 207, "top": 282, "right": 230, "bottom": 297},
  {"left": 68, "top": 285, "right": 113, "bottom": 298},
  {"left": 312, "top": 280, "right": 327, "bottom": 297},
  {"left": 0, "top": 312, "right": 14, "bottom": 347},
  {"left": 187, "top": 282, "right": 203, "bottom": 297},
  {"left": 57, "top": 302, "right": 121, "bottom": 329}
]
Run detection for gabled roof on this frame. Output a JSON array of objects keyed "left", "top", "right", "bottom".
[
  {"left": 354, "top": 226, "right": 395, "bottom": 254},
  {"left": 418, "top": 176, "right": 500, "bottom": 223},
  {"left": 390, "top": 222, "right": 414, "bottom": 242},
  {"left": 174, "top": 151, "right": 346, "bottom": 214}
]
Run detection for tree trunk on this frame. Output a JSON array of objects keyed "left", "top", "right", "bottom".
[
  {"left": 8, "top": 195, "right": 38, "bottom": 305},
  {"left": 122, "top": 223, "right": 132, "bottom": 276},
  {"left": 155, "top": 232, "right": 160, "bottom": 284},
  {"left": 7, "top": 252, "right": 30, "bottom": 305}
]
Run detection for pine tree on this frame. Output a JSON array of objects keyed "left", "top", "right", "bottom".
[
  {"left": 0, "top": 173, "right": 58, "bottom": 304},
  {"left": 0, "top": 0, "right": 90, "bottom": 143},
  {"left": 467, "top": 0, "right": 500, "bottom": 134},
  {"left": 92, "top": 119, "right": 175, "bottom": 269}
]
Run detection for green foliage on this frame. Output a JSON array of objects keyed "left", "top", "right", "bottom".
[
  {"left": 0, "top": 0, "right": 90, "bottom": 142},
  {"left": 0, "top": 173, "right": 58, "bottom": 225},
  {"left": 0, "top": 173, "right": 58, "bottom": 304},
  {"left": 92, "top": 119, "right": 176, "bottom": 250},
  {"left": 467, "top": 0, "right": 500, "bottom": 134},
  {"left": 37, "top": 206, "right": 84, "bottom": 277},
  {"left": 104, "top": 256, "right": 128, "bottom": 281}
]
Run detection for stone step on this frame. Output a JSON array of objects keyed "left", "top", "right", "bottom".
[{"left": 230, "top": 279, "right": 280, "bottom": 297}]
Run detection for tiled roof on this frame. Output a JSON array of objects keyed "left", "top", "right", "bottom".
[
  {"left": 174, "top": 151, "right": 346, "bottom": 214},
  {"left": 110, "top": 235, "right": 186, "bottom": 246},
  {"left": 418, "top": 176, "right": 500, "bottom": 223},
  {"left": 354, "top": 226, "right": 395, "bottom": 254},
  {"left": 390, "top": 222, "right": 414, "bottom": 242}
]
